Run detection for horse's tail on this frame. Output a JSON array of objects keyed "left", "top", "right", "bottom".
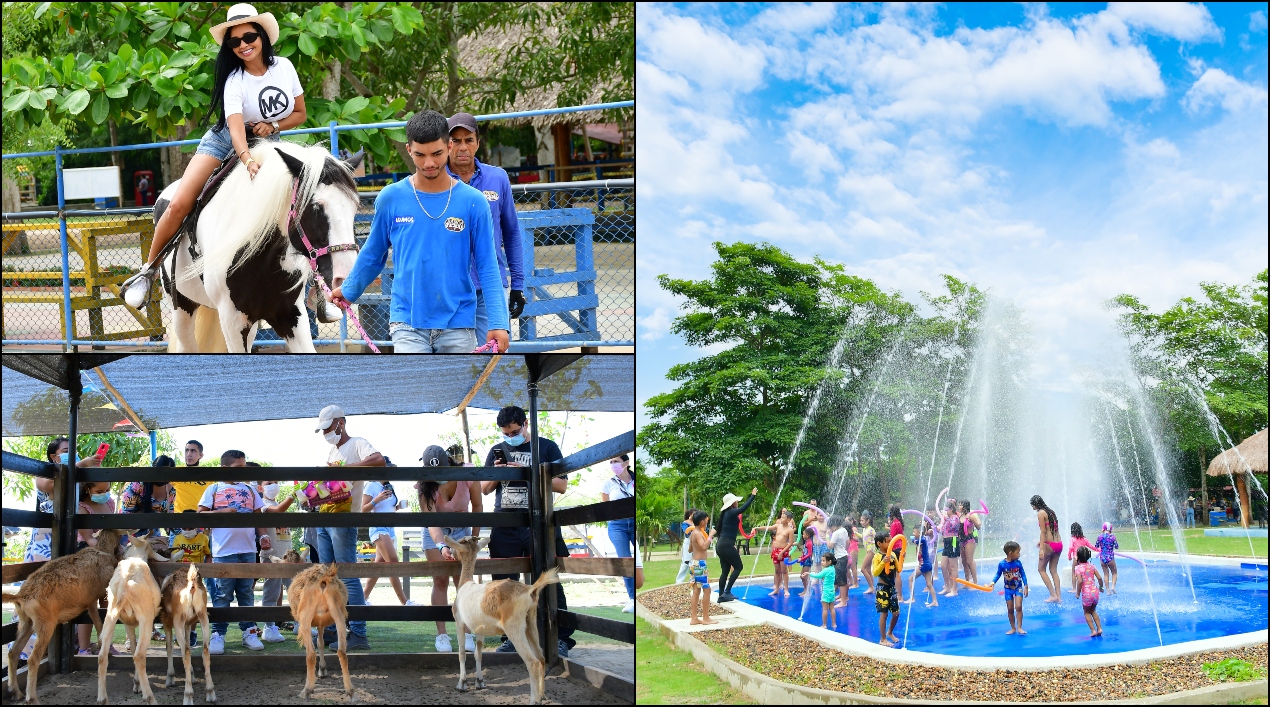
[{"left": 194, "top": 306, "right": 227, "bottom": 352}]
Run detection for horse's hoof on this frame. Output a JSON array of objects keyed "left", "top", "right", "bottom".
[
  {"left": 347, "top": 690, "right": 358, "bottom": 703},
  {"left": 456, "top": 681, "right": 467, "bottom": 693},
  {"left": 299, "top": 689, "right": 312, "bottom": 699},
  {"left": 206, "top": 689, "right": 217, "bottom": 703}
]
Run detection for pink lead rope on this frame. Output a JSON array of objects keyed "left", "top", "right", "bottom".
[{"left": 289, "top": 179, "right": 381, "bottom": 353}]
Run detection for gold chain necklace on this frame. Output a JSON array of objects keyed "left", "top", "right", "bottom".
[{"left": 412, "top": 171, "right": 454, "bottom": 220}]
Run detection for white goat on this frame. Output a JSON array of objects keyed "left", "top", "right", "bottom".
[
  {"left": 159, "top": 563, "right": 216, "bottom": 704},
  {"left": 97, "top": 535, "right": 165, "bottom": 705},
  {"left": 445, "top": 535, "right": 560, "bottom": 705}
]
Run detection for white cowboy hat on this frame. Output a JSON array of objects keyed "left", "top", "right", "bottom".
[
  {"left": 720, "top": 493, "right": 742, "bottom": 512},
  {"left": 210, "top": 4, "right": 280, "bottom": 46}
]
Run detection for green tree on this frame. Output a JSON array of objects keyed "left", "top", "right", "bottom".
[
  {"left": 2, "top": 430, "right": 177, "bottom": 503},
  {"left": 639, "top": 241, "right": 914, "bottom": 514}
]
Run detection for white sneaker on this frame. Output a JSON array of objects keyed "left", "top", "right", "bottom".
[
  {"left": 465, "top": 633, "right": 477, "bottom": 653},
  {"left": 123, "top": 638, "right": 134, "bottom": 653},
  {"left": 261, "top": 624, "right": 285, "bottom": 643},
  {"left": 434, "top": 634, "right": 452, "bottom": 652},
  {"left": 623, "top": 599, "right": 635, "bottom": 613},
  {"left": 405, "top": 600, "right": 420, "bottom": 606},
  {"left": 208, "top": 632, "right": 225, "bottom": 655},
  {"left": 242, "top": 628, "right": 265, "bottom": 651}
]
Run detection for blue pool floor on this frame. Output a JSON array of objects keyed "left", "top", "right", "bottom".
[{"left": 734, "top": 559, "right": 1267, "bottom": 657}]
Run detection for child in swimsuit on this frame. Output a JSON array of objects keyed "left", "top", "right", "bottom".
[
  {"left": 906, "top": 521, "right": 938, "bottom": 607},
  {"left": 686, "top": 511, "right": 717, "bottom": 626},
  {"left": 872, "top": 533, "right": 900, "bottom": 646},
  {"left": 1067, "top": 522, "right": 1101, "bottom": 594},
  {"left": 809, "top": 553, "right": 838, "bottom": 629},
  {"left": 859, "top": 511, "right": 877, "bottom": 594},
  {"left": 990, "top": 540, "right": 1029, "bottom": 635},
  {"left": 939, "top": 499, "right": 961, "bottom": 596},
  {"left": 1094, "top": 522, "right": 1119, "bottom": 595},
  {"left": 797, "top": 527, "right": 815, "bottom": 594},
  {"left": 1073, "top": 546, "right": 1104, "bottom": 637}
]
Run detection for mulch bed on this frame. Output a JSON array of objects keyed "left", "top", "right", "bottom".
[
  {"left": 702, "top": 625, "right": 1267, "bottom": 702},
  {"left": 637, "top": 583, "right": 733, "bottom": 620}
]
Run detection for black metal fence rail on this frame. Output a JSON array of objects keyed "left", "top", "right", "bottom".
[{"left": 1, "top": 433, "right": 636, "bottom": 673}]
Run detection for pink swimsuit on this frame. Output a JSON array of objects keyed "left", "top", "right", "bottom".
[{"left": 1074, "top": 562, "right": 1100, "bottom": 608}]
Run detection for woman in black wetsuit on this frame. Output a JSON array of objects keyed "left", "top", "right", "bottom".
[{"left": 716, "top": 487, "right": 757, "bottom": 602}]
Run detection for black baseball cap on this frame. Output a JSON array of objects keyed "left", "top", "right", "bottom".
[
  {"left": 447, "top": 112, "right": 478, "bottom": 136},
  {"left": 419, "top": 445, "right": 452, "bottom": 467}
]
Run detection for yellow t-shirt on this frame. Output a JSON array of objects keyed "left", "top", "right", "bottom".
[
  {"left": 171, "top": 532, "right": 210, "bottom": 563},
  {"left": 172, "top": 480, "right": 212, "bottom": 513}
]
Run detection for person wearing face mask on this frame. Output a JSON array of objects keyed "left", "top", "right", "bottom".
[
  {"left": 481, "top": 405, "right": 576, "bottom": 658},
  {"left": 314, "top": 405, "right": 385, "bottom": 651},
  {"left": 601, "top": 454, "right": 636, "bottom": 613},
  {"left": 25, "top": 437, "right": 101, "bottom": 568},
  {"left": 75, "top": 480, "right": 117, "bottom": 656}
]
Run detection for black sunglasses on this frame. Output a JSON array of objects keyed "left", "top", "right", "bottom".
[{"left": 227, "top": 31, "right": 260, "bottom": 49}]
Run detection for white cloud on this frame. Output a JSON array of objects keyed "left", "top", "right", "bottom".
[
  {"left": 1252, "top": 11, "right": 1268, "bottom": 33},
  {"left": 638, "top": 307, "right": 672, "bottom": 341},
  {"left": 637, "top": 5, "right": 766, "bottom": 93},
  {"left": 1106, "top": 2, "right": 1221, "bottom": 43},
  {"left": 1182, "top": 68, "right": 1270, "bottom": 114}
]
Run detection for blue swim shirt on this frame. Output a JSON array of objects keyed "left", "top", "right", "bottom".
[{"left": 340, "top": 176, "right": 509, "bottom": 332}]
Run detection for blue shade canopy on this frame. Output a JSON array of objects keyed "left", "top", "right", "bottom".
[{"left": 2, "top": 354, "right": 632, "bottom": 436}]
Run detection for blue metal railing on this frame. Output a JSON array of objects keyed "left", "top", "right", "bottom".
[{"left": 1, "top": 100, "right": 633, "bottom": 352}]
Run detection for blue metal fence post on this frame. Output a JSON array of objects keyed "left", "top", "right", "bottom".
[
  {"left": 149, "top": 430, "right": 157, "bottom": 462},
  {"left": 331, "top": 120, "right": 347, "bottom": 352},
  {"left": 55, "top": 146, "right": 74, "bottom": 351}
]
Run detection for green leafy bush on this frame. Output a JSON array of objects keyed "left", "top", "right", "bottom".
[{"left": 1202, "top": 657, "right": 1266, "bottom": 682}]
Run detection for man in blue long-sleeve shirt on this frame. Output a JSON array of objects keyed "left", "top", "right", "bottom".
[
  {"left": 446, "top": 112, "right": 525, "bottom": 343},
  {"left": 330, "top": 110, "right": 510, "bottom": 353}
]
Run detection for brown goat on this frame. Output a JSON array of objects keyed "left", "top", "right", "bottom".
[
  {"left": 287, "top": 562, "right": 355, "bottom": 701},
  {"left": 158, "top": 563, "right": 216, "bottom": 705},
  {"left": 3, "top": 528, "right": 126, "bottom": 704},
  {"left": 446, "top": 535, "right": 560, "bottom": 704},
  {"left": 97, "top": 534, "right": 168, "bottom": 705}
]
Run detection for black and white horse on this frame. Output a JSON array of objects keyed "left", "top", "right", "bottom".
[{"left": 155, "top": 141, "right": 363, "bottom": 352}]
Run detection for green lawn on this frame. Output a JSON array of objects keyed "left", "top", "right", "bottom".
[
  {"left": 1111, "top": 528, "right": 1267, "bottom": 558},
  {"left": 636, "top": 617, "right": 753, "bottom": 705}
]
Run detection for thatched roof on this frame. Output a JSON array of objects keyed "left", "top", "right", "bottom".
[
  {"left": 1207, "top": 428, "right": 1268, "bottom": 476},
  {"left": 457, "top": 20, "right": 627, "bottom": 128}
]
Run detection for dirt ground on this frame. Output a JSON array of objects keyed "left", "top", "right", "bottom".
[{"left": 21, "top": 661, "right": 627, "bottom": 705}]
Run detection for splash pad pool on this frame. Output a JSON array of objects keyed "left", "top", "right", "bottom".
[{"left": 730, "top": 553, "right": 1266, "bottom": 666}]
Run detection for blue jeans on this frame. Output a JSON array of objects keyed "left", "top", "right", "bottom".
[
  {"left": 388, "top": 322, "right": 476, "bottom": 353},
  {"left": 474, "top": 287, "right": 511, "bottom": 345},
  {"left": 608, "top": 517, "right": 635, "bottom": 600},
  {"left": 1186, "top": 507, "right": 1195, "bottom": 528},
  {"left": 212, "top": 553, "right": 258, "bottom": 637},
  {"left": 316, "top": 526, "right": 366, "bottom": 638}
]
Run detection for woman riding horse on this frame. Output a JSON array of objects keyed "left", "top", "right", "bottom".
[{"left": 123, "top": 3, "right": 308, "bottom": 307}]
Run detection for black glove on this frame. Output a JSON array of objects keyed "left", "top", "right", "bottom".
[{"left": 508, "top": 289, "right": 526, "bottom": 319}]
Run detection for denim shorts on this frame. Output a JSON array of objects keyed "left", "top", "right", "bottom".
[
  {"left": 421, "top": 525, "right": 470, "bottom": 551},
  {"left": 195, "top": 124, "right": 279, "bottom": 160},
  {"left": 388, "top": 323, "right": 476, "bottom": 353},
  {"left": 369, "top": 526, "right": 396, "bottom": 544}
]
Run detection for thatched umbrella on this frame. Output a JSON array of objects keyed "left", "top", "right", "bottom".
[{"left": 1206, "top": 428, "right": 1267, "bottom": 528}]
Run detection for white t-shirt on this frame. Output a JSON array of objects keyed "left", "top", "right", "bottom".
[
  {"left": 223, "top": 56, "right": 304, "bottom": 125},
  {"left": 363, "top": 480, "right": 406, "bottom": 514},
  {"left": 197, "top": 482, "right": 264, "bottom": 557},
  {"left": 326, "top": 436, "right": 377, "bottom": 508},
  {"left": 601, "top": 475, "right": 634, "bottom": 500},
  {"left": 830, "top": 527, "right": 849, "bottom": 555}
]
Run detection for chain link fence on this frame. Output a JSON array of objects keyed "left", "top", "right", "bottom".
[{"left": 2, "top": 182, "right": 632, "bottom": 349}]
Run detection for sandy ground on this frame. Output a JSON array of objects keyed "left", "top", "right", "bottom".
[{"left": 20, "top": 661, "right": 627, "bottom": 705}]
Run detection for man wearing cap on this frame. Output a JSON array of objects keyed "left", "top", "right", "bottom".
[
  {"left": 481, "top": 405, "right": 577, "bottom": 657},
  {"left": 446, "top": 112, "right": 526, "bottom": 344},
  {"left": 330, "top": 109, "right": 510, "bottom": 353},
  {"left": 1186, "top": 495, "right": 1196, "bottom": 528},
  {"left": 716, "top": 488, "right": 758, "bottom": 603},
  {"left": 416, "top": 445, "right": 483, "bottom": 653},
  {"left": 314, "top": 405, "right": 385, "bottom": 651}
]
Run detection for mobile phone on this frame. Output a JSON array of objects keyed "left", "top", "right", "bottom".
[
  {"left": 95, "top": 443, "right": 110, "bottom": 459},
  {"left": 492, "top": 447, "right": 506, "bottom": 464}
]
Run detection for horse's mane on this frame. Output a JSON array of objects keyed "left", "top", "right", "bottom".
[{"left": 182, "top": 141, "right": 347, "bottom": 282}]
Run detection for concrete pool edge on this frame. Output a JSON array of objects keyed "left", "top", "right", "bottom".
[{"left": 638, "top": 601, "right": 1268, "bottom": 705}]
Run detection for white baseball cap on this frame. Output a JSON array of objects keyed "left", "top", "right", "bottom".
[{"left": 315, "top": 405, "right": 345, "bottom": 432}]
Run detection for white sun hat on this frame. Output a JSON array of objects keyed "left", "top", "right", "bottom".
[
  {"left": 720, "top": 493, "right": 742, "bottom": 513},
  {"left": 210, "top": 4, "right": 280, "bottom": 46}
]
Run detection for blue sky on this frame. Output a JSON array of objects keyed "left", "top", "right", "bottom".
[{"left": 636, "top": 3, "right": 1268, "bottom": 440}]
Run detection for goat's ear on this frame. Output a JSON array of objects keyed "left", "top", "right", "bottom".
[
  {"left": 342, "top": 148, "right": 364, "bottom": 172},
  {"left": 476, "top": 536, "right": 491, "bottom": 551},
  {"left": 170, "top": 549, "right": 185, "bottom": 562},
  {"left": 274, "top": 147, "right": 306, "bottom": 177},
  {"left": 442, "top": 535, "right": 456, "bottom": 547},
  {"left": 93, "top": 528, "right": 105, "bottom": 538}
]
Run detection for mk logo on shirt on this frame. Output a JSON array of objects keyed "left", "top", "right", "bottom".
[
  {"left": 258, "top": 86, "right": 289, "bottom": 120},
  {"left": 444, "top": 217, "right": 465, "bottom": 232},
  {"left": 395, "top": 216, "right": 415, "bottom": 224},
  {"left": 483, "top": 190, "right": 499, "bottom": 202}
]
